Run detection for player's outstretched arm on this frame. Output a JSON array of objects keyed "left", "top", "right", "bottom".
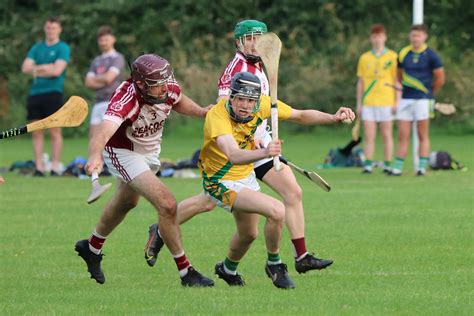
[
  {"left": 174, "top": 94, "right": 211, "bottom": 118},
  {"left": 288, "top": 107, "right": 355, "bottom": 125}
]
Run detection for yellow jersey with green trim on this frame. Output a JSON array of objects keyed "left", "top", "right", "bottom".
[
  {"left": 398, "top": 44, "right": 443, "bottom": 99},
  {"left": 199, "top": 96, "right": 292, "bottom": 180},
  {"left": 356, "top": 48, "right": 398, "bottom": 106}
]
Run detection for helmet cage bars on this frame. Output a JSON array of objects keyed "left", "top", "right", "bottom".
[
  {"left": 236, "top": 32, "right": 264, "bottom": 64},
  {"left": 131, "top": 54, "right": 174, "bottom": 104},
  {"left": 227, "top": 72, "right": 262, "bottom": 123},
  {"left": 230, "top": 78, "right": 261, "bottom": 100},
  {"left": 234, "top": 20, "right": 268, "bottom": 64}
]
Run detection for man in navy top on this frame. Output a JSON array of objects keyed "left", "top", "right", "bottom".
[{"left": 391, "top": 24, "right": 445, "bottom": 176}]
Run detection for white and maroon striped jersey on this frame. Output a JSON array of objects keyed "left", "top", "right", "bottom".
[
  {"left": 218, "top": 51, "right": 270, "bottom": 138},
  {"left": 103, "top": 79, "right": 181, "bottom": 155},
  {"left": 218, "top": 52, "right": 269, "bottom": 98}
]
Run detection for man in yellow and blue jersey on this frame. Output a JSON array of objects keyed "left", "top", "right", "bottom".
[
  {"left": 356, "top": 24, "right": 400, "bottom": 174},
  {"left": 391, "top": 24, "right": 445, "bottom": 176}
]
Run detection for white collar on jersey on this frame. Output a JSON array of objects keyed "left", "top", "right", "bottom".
[{"left": 100, "top": 49, "right": 118, "bottom": 58}]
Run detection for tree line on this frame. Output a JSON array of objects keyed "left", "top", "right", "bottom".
[{"left": 0, "top": 0, "right": 472, "bottom": 134}]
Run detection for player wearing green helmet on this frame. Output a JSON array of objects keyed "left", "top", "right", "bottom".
[
  {"left": 234, "top": 19, "right": 268, "bottom": 64},
  {"left": 144, "top": 19, "right": 345, "bottom": 283}
]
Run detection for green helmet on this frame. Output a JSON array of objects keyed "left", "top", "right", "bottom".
[
  {"left": 234, "top": 20, "right": 268, "bottom": 39},
  {"left": 234, "top": 20, "right": 268, "bottom": 63}
]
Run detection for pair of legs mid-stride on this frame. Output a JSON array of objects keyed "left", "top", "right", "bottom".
[
  {"left": 76, "top": 150, "right": 213, "bottom": 287},
  {"left": 145, "top": 160, "right": 333, "bottom": 278}
]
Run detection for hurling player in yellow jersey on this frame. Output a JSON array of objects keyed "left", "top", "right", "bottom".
[
  {"left": 146, "top": 20, "right": 348, "bottom": 278},
  {"left": 356, "top": 24, "right": 400, "bottom": 174},
  {"left": 198, "top": 72, "right": 353, "bottom": 289}
]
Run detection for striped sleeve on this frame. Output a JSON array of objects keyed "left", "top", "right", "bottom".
[
  {"left": 104, "top": 81, "right": 138, "bottom": 124},
  {"left": 167, "top": 79, "right": 182, "bottom": 105},
  {"left": 218, "top": 59, "right": 244, "bottom": 97}
]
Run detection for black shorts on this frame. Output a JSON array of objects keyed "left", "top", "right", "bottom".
[
  {"left": 27, "top": 92, "right": 64, "bottom": 121},
  {"left": 254, "top": 156, "right": 288, "bottom": 180}
]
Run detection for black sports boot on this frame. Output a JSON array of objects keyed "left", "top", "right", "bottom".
[
  {"left": 295, "top": 253, "right": 333, "bottom": 274},
  {"left": 265, "top": 263, "right": 295, "bottom": 289},
  {"left": 144, "top": 223, "right": 164, "bottom": 267},
  {"left": 180, "top": 267, "right": 214, "bottom": 287},
  {"left": 75, "top": 239, "right": 105, "bottom": 284},
  {"left": 215, "top": 262, "right": 245, "bottom": 286}
]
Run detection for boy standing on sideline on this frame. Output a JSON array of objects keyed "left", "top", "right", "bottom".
[
  {"left": 85, "top": 26, "right": 125, "bottom": 140},
  {"left": 391, "top": 24, "right": 445, "bottom": 176},
  {"left": 356, "top": 24, "right": 400, "bottom": 174},
  {"left": 21, "top": 17, "right": 70, "bottom": 176}
]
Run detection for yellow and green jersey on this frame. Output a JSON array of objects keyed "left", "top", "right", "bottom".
[
  {"left": 398, "top": 44, "right": 443, "bottom": 99},
  {"left": 356, "top": 48, "right": 398, "bottom": 106},
  {"left": 199, "top": 96, "right": 292, "bottom": 180}
]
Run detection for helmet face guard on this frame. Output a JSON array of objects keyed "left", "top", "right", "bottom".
[
  {"left": 131, "top": 54, "right": 173, "bottom": 104},
  {"left": 226, "top": 72, "right": 262, "bottom": 123},
  {"left": 234, "top": 20, "right": 268, "bottom": 64}
]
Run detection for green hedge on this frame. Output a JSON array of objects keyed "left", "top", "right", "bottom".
[{"left": 1, "top": 0, "right": 472, "bottom": 134}]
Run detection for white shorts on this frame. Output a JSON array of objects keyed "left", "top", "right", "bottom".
[
  {"left": 90, "top": 101, "right": 108, "bottom": 125},
  {"left": 396, "top": 99, "right": 431, "bottom": 121},
  {"left": 203, "top": 172, "right": 260, "bottom": 212},
  {"left": 103, "top": 147, "right": 161, "bottom": 183},
  {"left": 253, "top": 129, "right": 273, "bottom": 169},
  {"left": 361, "top": 106, "right": 394, "bottom": 122}
]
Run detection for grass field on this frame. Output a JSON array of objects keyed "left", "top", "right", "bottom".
[{"left": 0, "top": 129, "right": 473, "bottom": 315}]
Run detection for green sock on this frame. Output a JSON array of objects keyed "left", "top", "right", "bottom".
[
  {"left": 419, "top": 156, "right": 429, "bottom": 171},
  {"left": 267, "top": 252, "right": 281, "bottom": 265},
  {"left": 224, "top": 257, "right": 239, "bottom": 275},
  {"left": 364, "top": 160, "right": 373, "bottom": 168},
  {"left": 392, "top": 157, "right": 404, "bottom": 172},
  {"left": 384, "top": 161, "right": 391, "bottom": 169}
]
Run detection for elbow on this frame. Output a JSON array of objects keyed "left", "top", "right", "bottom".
[
  {"left": 227, "top": 153, "right": 245, "bottom": 165},
  {"left": 21, "top": 65, "right": 30, "bottom": 74},
  {"left": 103, "top": 78, "right": 114, "bottom": 86},
  {"left": 52, "top": 66, "right": 66, "bottom": 77},
  {"left": 84, "top": 80, "right": 93, "bottom": 88},
  {"left": 228, "top": 156, "right": 238, "bottom": 165}
]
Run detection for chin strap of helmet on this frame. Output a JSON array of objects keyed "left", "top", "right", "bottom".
[{"left": 244, "top": 54, "right": 261, "bottom": 64}]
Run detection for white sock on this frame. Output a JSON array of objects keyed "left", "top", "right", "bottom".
[
  {"left": 296, "top": 252, "right": 309, "bottom": 262},
  {"left": 391, "top": 168, "right": 401, "bottom": 174},
  {"left": 88, "top": 244, "right": 101, "bottom": 255},
  {"left": 88, "top": 230, "right": 106, "bottom": 255},
  {"left": 224, "top": 265, "right": 237, "bottom": 276},
  {"left": 179, "top": 267, "right": 189, "bottom": 277}
]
